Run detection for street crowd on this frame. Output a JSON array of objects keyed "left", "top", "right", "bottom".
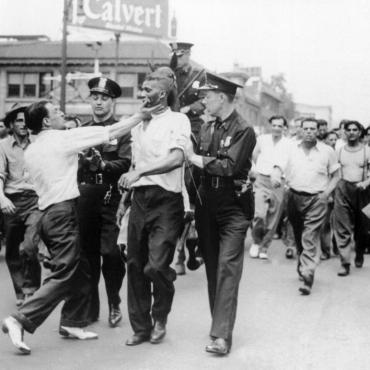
[{"left": 0, "top": 41, "right": 369, "bottom": 359}]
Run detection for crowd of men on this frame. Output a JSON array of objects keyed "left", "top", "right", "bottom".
[
  {"left": 251, "top": 115, "right": 370, "bottom": 295},
  {"left": 0, "top": 40, "right": 369, "bottom": 359}
]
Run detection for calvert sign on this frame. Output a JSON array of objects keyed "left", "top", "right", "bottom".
[{"left": 69, "top": 0, "right": 169, "bottom": 37}]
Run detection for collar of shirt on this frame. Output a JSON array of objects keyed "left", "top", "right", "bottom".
[
  {"left": 297, "top": 140, "right": 327, "bottom": 153},
  {"left": 150, "top": 107, "right": 171, "bottom": 121},
  {"left": 10, "top": 135, "right": 31, "bottom": 149},
  {"left": 215, "top": 109, "right": 238, "bottom": 131}
]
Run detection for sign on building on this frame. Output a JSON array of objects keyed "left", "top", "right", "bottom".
[{"left": 69, "top": 0, "right": 169, "bottom": 38}]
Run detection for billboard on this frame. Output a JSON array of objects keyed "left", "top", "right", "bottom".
[{"left": 69, "top": 0, "right": 169, "bottom": 38}]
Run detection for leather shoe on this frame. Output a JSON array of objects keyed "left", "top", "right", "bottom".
[
  {"left": 108, "top": 305, "right": 122, "bottom": 327},
  {"left": 285, "top": 247, "right": 294, "bottom": 259},
  {"left": 2, "top": 316, "right": 31, "bottom": 354},
  {"left": 59, "top": 326, "right": 98, "bottom": 340},
  {"left": 298, "top": 275, "right": 313, "bottom": 296},
  {"left": 150, "top": 320, "right": 166, "bottom": 344},
  {"left": 320, "top": 252, "right": 330, "bottom": 261},
  {"left": 337, "top": 264, "right": 350, "bottom": 277},
  {"left": 298, "top": 283, "right": 311, "bottom": 295},
  {"left": 355, "top": 254, "right": 364, "bottom": 268},
  {"left": 125, "top": 333, "right": 150, "bottom": 346},
  {"left": 186, "top": 240, "right": 203, "bottom": 271},
  {"left": 205, "top": 338, "right": 230, "bottom": 355}
]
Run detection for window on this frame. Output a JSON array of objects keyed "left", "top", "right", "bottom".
[
  {"left": 8, "top": 73, "right": 21, "bottom": 97},
  {"left": 7, "top": 72, "right": 53, "bottom": 98},
  {"left": 117, "top": 73, "right": 138, "bottom": 99},
  {"left": 23, "top": 73, "right": 37, "bottom": 97}
]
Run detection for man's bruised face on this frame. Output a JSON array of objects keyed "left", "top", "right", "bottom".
[{"left": 141, "top": 79, "right": 166, "bottom": 108}]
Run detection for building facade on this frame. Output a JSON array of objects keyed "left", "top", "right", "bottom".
[{"left": 0, "top": 39, "right": 170, "bottom": 120}]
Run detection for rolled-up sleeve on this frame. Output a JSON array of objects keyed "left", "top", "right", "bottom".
[{"left": 169, "top": 115, "right": 191, "bottom": 153}]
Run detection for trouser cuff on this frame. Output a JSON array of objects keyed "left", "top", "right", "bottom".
[{"left": 11, "top": 312, "right": 37, "bottom": 334}]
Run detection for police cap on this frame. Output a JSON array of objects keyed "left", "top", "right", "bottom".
[
  {"left": 199, "top": 72, "right": 242, "bottom": 97},
  {"left": 88, "top": 77, "right": 121, "bottom": 99},
  {"left": 169, "top": 42, "right": 194, "bottom": 56}
]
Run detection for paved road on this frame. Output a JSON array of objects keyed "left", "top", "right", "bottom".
[{"left": 0, "top": 236, "right": 370, "bottom": 370}]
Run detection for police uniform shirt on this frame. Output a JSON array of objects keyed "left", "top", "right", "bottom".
[
  {"left": 25, "top": 126, "right": 110, "bottom": 210},
  {"left": 198, "top": 110, "right": 256, "bottom": 178},
  {"left": 131, "top": 108, "right": 191, "bottom": 193},
  {"left": 80, "top": 115, "right": 131, "bottom": 184}
]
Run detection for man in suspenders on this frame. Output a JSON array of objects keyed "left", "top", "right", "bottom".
[{"left": 333, "top": 120, "right": 370, "bottom": 276}]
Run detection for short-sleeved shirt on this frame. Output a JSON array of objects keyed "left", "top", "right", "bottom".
[
  {"left": 131, "top": 108, "right": 191, "bottom": 193},
  {"left": 255, "top": 134, "right": 291, "bottom": 176},
  {"left": 336, "top": 145, "right": 370, "bottom": 182},
  {"left": 279, "top": 141, "right": 340, "bottom": 193},
  {"left": 25, "top": 127, "right": 110, "bottom": 210},
  {"left": 0, "top": 135, "right": 34, "bottom": 194}
]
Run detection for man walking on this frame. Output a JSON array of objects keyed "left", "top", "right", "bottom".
[
  {"left": 333, "top": 121, "right": 370, "bottom": 276},
  {"left": 0, "top": 104, "right": 41, "bottom": 306},
  {"left": 119, "top": 67, "right": 190, "bottom": 346},
  {"left": 2, "top": 100, "right": 149, "bottom": 354},
  {"left": 187, "top": 72, "right": 256, "bottom": 355},
  {"left": 272, "top": 118, "right": 339, "bottom": 295},
  {"left": 249, "top": 115, "right": 290, "bottom": 259},
  {"left": 78, "top": 77, "right": 130, "bottom": 327}
]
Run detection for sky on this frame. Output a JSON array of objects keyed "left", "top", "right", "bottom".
[{"left": 1, "top": 0, "right": 370, "bottom": 124}]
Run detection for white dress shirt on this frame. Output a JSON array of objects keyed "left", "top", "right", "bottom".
[
  {"left": 131, "top": 108, "right": 191, "bottom": 193},
  {"left": 278, "top": 141, "right": 340, "bottom": 193},
  {"left": 255, "top": 134, "right": 291, "bottom": 176},
  {"left": 24, "top": 127, "right": 110, "bottom": 210}
]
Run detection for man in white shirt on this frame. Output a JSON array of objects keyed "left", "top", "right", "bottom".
[
  {"left": 333, "top": 121, "right": 370, "bottom": 276},
  {"left": 118, "top": 67, "right": 190, "bottom": 346},
  {"left": 272, "top": 118, "right": 340, "bottom": 295},
  {"left": 2, "top": 100, "right": 150, "bottom": 354},
  {"left": 250, "top": 115, "right": 290, "bottom": 259}
]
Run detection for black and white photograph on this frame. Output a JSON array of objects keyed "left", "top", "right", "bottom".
[{"left": 0, "top": 0, "right": 369, "bottom": 369}]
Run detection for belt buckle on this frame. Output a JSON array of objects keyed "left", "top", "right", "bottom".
[
  {"left": 95, "top": 174, "right": 103, "bottom": 185},
  {"left": 211, "top": 177, "right": 219, "bottom": 189}
]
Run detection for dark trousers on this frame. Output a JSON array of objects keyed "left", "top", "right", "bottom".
[
  {"left": 195, "top": 186, "right": 248, "bottom": 342},
  {"left": 287, "top": 190, "right": 327, "bottom": 282},
  {"left": 127, "top": 186, "right": 183, "bottom": 336},
  {"left": 13, "top": 199, "right": 92, "bottom": 333},
  {"left": 4, "top": 191, "right": 41, "bottom": 299},
  {"left": 333, "top": 179, "right": 370, "bottom": 265},
  {"left": 78, "top": 184, "right": 125, "bottom": 321}
]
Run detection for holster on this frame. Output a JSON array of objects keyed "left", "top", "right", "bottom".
[{"left": 234, "top": 181, "right": 255, "bottom": 221}]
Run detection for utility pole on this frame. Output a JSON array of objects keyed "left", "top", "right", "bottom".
[
  {"left": 114, "top": 32, "right": 121, "bottom": 81},
  {"left": 61, "top": 0, "right": 69, "bottom": 112}
]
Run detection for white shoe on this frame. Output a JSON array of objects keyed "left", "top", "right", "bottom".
[
  {"left": 259, "top": 251, "right": 268, "bottom": 260},
  {"left": 2, "top": 316, "right": 31, "bottom": 354},
  {"left": 249, "top": 244, "right": 260, "bottom": 258},
  {"left": 59, "top": 326, "right": 98, "bottom": 340}
]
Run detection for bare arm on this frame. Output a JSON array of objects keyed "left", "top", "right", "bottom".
[
  {"left": 108, "top": 113, "right": 145, "bottom": 140},
  {"left": 118, "top": 149, "right": 184, "bottom": 189}
]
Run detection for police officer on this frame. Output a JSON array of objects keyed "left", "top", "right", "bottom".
[
  {"left": 186, "top": 72, "right": 256, "bottom": 355},
  {"left": 169, "top": 42, "right": 206, "bottom": 275},
  {"left": 77, "top": 77, "right": 130, "bottom": 327},
  {"left": 169, "top": 42, "right": 206, "bottom": 140}
]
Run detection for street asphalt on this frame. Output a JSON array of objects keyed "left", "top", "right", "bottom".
[{"left": 0, "top": 234, "right": 370, "bottom": 370}]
